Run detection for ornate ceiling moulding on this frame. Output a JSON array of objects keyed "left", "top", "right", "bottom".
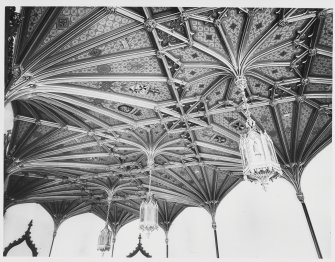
[{"left": 3, "top": 7, "right": 332, "bottom": 258}]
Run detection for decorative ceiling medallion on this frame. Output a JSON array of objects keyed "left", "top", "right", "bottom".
[
  {"left": 97, "top": 64, "right": 111, "bottom": 74},
  {"left": 129, "top": 84, "right": 160, "bottom": 96},
  {"left": 89, "top": 47, "right": 102, "bottom": 57},
  {"left": 56, "top": 17, "right": 69, "bottom": 29},
  {"left": 118, "top": 105, "right": 134, "bottom": 113}
]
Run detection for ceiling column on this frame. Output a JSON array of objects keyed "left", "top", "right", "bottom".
[{"left": 296, "top": 192, "right": 323, "bottom": 259}]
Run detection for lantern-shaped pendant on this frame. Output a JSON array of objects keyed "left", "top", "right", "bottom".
[
  {"left": 139, "top": 192, "right": 158, "bottom": 237},
  {"left": 235, "top": 75, "right": 282, "bottom": 190},
  {"left": 239, "top": 118, "right": 282, "bottom": 190},
  {"left": 97, "top": 225, "right": 113, "bottom": 252}
]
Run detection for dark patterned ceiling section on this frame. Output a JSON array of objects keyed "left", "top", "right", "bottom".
[
  {"left": 206, "top": 77, "right": 230, "bottom": 106},
  {"left": 253, "top": 20, "right": 306, "bottom": 55},
  {"left": 277, "top": 102, "right": 294, "bottom": 151},
  {"left": 67, "top": 55, "right": 162, "bottom": 75},
  {"left": 24, "top": 7, "right": 49, "bottom": 41},
  {"left": 152, "top": 7, "right": 176, "bottom": 15},
  {"left": 212, "top": 111, "right": 246, "bottom": 135},
  {"left": 169, "top": 46, "right": 219, "bottom": 63},
  {"left": 249, "top": 106, "right": 284, "bottom": 154},
  {"left": 310, "top": 55, "right": 332, "bottom": 77},
  {"left": 37, "top": 7, "right": 95, "bottom": 51},
  {"left": 306, "top": 112, "right": 331, "bottom": 147},
  {"left": 221, "top": 9, "right": 245, "bottom": 56},
  {"left": 195, "top": 127, "right": 239, "bottom": 151},
  {"left": 297, "top": 102, "right": 315, "bottom": 146},
  {"left": 254, "top": 66, "right": 297, "bottom": 80},
  {"left": 184, "top": 74, "right": 220, "bottom": 98},
  {"left": 190, "top": 19, "right": 228, "bottom": 57},
  {"left": 304, "top": 83, "right": 332, "bottom": 93},
  {"left": 318, "top": 14, "right": 333, "bottom": 48},
  {"left": 255, "top": 45, "right": 304, "bottom": 63},
  {"left": 55, "top": 11, "right": 135, "bottom": 53},
  {"left": 62, "top": 30, "right": 153, "bottom": 63},
  {"left": 245, "top": 9, "right": 277, "bottom": 48},
  {"left": 246, "top": 76, "right": 270, "bottom": 97}
]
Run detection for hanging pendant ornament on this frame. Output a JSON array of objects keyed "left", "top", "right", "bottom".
[
  {"left": 97, "top": 194, "right": 113, "bottom": 253},
  {"left": 236, "top": 76, "right": 282, "bottom": 190},
  {"left": 139, "top": 155, "right": 159, "bottom": 238}
]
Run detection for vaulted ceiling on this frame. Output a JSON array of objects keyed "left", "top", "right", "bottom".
[{"left": 4, "top": 7, "right": 332, "bottom": 232}]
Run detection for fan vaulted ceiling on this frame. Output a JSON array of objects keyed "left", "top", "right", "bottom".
[{"left": 4, "top": 7, "right": 332, "bottom": 233}]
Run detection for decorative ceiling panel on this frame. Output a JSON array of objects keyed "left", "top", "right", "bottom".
[
  {"left": 246, "top": 8, "right": 276, "bottom": 47},
  {"left": 38, "top": 7, "right": 95, "bottom": 50},
  {"left": 175, "top": 67, "right": 217, "bottom": 82},
  {"left": 104, "top": 81, "right": 171, "bottom": 101},
  {"left": 305, "top": 83, "right": 332, "bottom": 92},
  {"left": 79, "top": 99, "right": 157, "bottom": 121},
  {"left": 310, "top": 55, "right": 332, "bottom": 77},
  {"left": 156, "top": 28, "right": 183, "bottom": 46},
  {"left": 195, "top": 127, "right": 239, "bottom": 150},
  {"left": 207, "top": 77, "right": 230, "bottom": 106},
  {"left": 68, "top": 55, "right": 162, "bottom": 74},
  {"left": 58, "top": 12, "right": 135, "bottom": 52},
  {"left": 151, "top": 7, "right": 174, "bottom": 14},
  {"left": 190, "top": 19, "right": 228, "bottom": 56},
  {"left": 37, "top": 129, "right": 80, "bottom": 146},
  {"left": 151, "top": 124, "right": 167, "bottom": 143},
  {"left": 318, "top": 14, "right": 333, "bottom": 47},
  {"left": 161, "top": 18, "right": 187, "bottom": 38},
  {"left": 185, "top": 75, "right": 221, "bottom": 98},
  {"left": 277, "top": 102, "right": 294, "bottom": 150},
  {"left": 297, "top": 102, "right": 314, "bottom": 145},
  {"left": 24, "top": 125, "right": 56, "bottom": 147},
  {"left": 25, "top": 7, "right": 48, "bottom": 40},
  {"left": 246, "top": 76, "right": 270, "bottom": 97},
  {"left": 254, "top": 66, "right": 296, "bottom": 80},
  {"left": 221, "top": 9, "right": 244, "bottom": 55},
  {"left": 311, "top": 98, "right": 332, "bottom": 105},
  {"left": 253, "top": 20, "right": 306, "bottom": 54},
  {"left": 75, "top": 109, "right": 124, "bottom": 126},
  {"left": 169, "top": 46, "right": 218, "bottom": 62},
  {"left": 14, "top": 121, "right": 34, "bottom": 143},
  {"left": 213, "top": 111, "right": 246, "bottom": 135},
  {"left": 249, "top": 105, "right": 283, "bottom": 153},
  {"left": 69, "top": 80, "right": 171, "bottom": 102},
  {"left": 66, "top": 135, "right": 97, "bottom": 145},
  {"left": 306, "top": 112, "right": 331, "bottom": 147},
  {"left": 64, "top": 29, "right": 152, "bottom": 62},
  {"left": 227, "top": 80, "right": 243, "bottom": 103},
  {"left": 256, "top": 45, "right": 303, "bottom": 62}
]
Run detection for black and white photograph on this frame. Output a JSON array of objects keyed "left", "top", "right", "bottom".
[{"left": 2, "top": 1, "right": 334, "bottom": 260}]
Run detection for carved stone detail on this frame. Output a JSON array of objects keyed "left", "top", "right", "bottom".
[
  {"left": 308, "top": 48, "right": 317, "bottom": 56},
  {"left": 144, "top": 19, "right": 157, "bottom": 32},
  {"left": 317, "top": 9, "right": 328, "bottom": 18},
  {"left": 12, "top": 65, "right": 22, "bottom": 80},
  {"left": 213, "top": 19, "right": 221, "bottom": 28},
  {"left": 296, "top": 192, "right": 304, "bottom": 202},
  {"left": 104, "top": 7, "right": 117, "bottom": 14},
  {"left": 296, "top": 95, "right": 305, "bottom": 103},
  {"left": 156, "top": 50, "right": 166, "bottom": 59},
  {"left": 180, "top": 12, "right": 190, "bottom": 23},
  {"left": 278, "top": 18, "right": 289, "bottom": 27},
  {"left": 300, "top": 78, "right": 310, "bottom": 86}
]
